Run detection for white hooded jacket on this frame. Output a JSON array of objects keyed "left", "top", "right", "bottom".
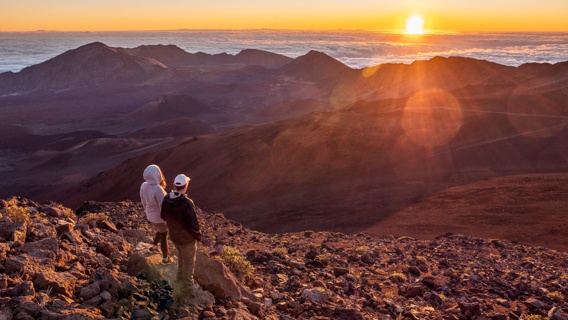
[{"left": 140, "top": 165, "right": 167, "bottom": 224}]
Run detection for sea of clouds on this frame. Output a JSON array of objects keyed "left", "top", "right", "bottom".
[{"left": 1, "top": 30, "right": 567, "bottom": 74}]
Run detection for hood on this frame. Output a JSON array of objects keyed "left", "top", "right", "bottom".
[
  {"left": 164, "top": 192, "right": 186, "bottom": 207},
  {"left": 143, "top": 164, "right": 164, "bottom": 185}
]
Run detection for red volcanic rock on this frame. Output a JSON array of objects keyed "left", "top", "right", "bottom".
[{"left": 5, "top": 196, "right": 565, "bottom": 318}]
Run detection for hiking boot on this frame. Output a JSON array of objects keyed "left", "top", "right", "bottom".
[
  {"left": 161, "top": 257, "right": 174, "bottom": 265},
  {"left": 148, "top": 245, "right": 159, "bottom": 253}
]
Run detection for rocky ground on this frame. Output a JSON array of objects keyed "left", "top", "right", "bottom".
[{"left": 1, "top": 196, "right": 568, "bottom": 320}]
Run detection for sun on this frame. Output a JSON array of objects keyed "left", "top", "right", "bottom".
[{"left": 405, "top": 15, "right": 425, "bottom": 34}]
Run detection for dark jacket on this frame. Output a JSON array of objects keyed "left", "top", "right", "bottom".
[{"left": 160, "top": 192, "right": 202, "bottom": 245}]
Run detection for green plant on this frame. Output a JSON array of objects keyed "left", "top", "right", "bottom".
[
  {"left": 273, "top": 247, "right": 288, "bottom": 257},
  {"left": 118, "top": 201, "right": 131, "bottom": 207},
  {"left": 548, "top": 291, "right": 565, "bottom": 301},
  {"left": 314, "top": 254, "right": 329, "bottom": 266},
  {"left": 79, "top": 213, "right": 108, "bottom": 225},
  {"left": 5, "top": 206, "right": 30, "bottom": 222},
  {"left": 390, "top": 272, "right": 407, "bottom": 282},
  {"left": 521, "top": 315, "right": 545, "bottom": 320},
  {"left": 355, "top": 245, "right": 369, "bottom": 254},
  {"left": 56, "top": 205, "right": 75, "bottom": 219},
  {"left": 219, "top": 247, "right": 253, "bottom": 279}
]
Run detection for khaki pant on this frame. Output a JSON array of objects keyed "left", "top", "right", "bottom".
[
  {"left": 151, "top": 222, "right": 168, "bottom": 233},
  {"left": 175, "top": 238, "right": 197, "bottom": 294}
]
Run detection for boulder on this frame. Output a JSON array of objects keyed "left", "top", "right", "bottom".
[
  {"left": 301, "top": 287, "right": 329, "bottom": 303},
  {"left": 18, "top": 237, "right": 58, "bottom": 259},
  {"left": 126, "top": 247, "right": 253, "bottom": 302},
  {"left": 33, "top": 270, "right": 77, "bottom": 297},
  {"left": 549, "top": 307, "right": 568, "bottom": 320},
  {"left": 0, "top": 218, "right": 27, "bottom": 245},
  {"left": 195, "top": 250, "right": 254, "bottom": 301}
]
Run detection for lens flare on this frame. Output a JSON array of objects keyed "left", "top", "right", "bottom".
[{"left": 402, "top": 89, "right": 463, "bottom": 147}]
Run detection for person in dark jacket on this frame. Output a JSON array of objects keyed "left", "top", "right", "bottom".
[{"left": 160, "top": 173, "right": 202, "bottom": 296}]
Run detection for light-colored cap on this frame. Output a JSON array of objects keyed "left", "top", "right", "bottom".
[{"left": 173, "top": 174, "right": 190, "bottom": 186}]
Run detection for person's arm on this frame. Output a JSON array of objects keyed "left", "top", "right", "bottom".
[
  {"left": 160, "top": 196, "right": 167, "bottom": 221},
  {"left": 185, "top": 199, "right": 202, "bottom": 241},
  {"left": 153, "top": 186, "right": 167, "bottom": 211},
  {"left": 139, "top": 184, "right": 147, "bottom": 210}
]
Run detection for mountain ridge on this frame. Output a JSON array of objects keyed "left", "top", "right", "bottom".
[{"left": 0, "top": 43, "right": 567, "bottom": 259}]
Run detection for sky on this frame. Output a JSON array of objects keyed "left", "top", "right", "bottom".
[{"left": 1, "top": 0, "right": 568, "bottom": 32}]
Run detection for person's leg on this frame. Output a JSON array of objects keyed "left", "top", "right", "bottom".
[
  {"left": 180, "top": 239, "right": 197, "bottom": 295},
  {"left": 175, "top": 243, "right": 183, "bottom": 282},
  {"left": 151, "top": 222, "right": 170, "bottom": 261},
  {"left": 152, "top": 232, "right": 160, "bottom": 245},
  {"left": 159, "top": 231, "right": 168, "bottom": 259}
]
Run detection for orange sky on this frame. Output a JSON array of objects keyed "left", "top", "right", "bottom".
[{"left": 1, "top": 0, "right": 567, "bottom": 32}]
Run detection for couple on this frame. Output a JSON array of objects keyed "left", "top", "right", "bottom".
[{"left": 139, "top": 164, "right": 202, "bottom": 296}]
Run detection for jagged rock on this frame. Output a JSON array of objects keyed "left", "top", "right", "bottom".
[
  {"left": 549, "top": 307, "right": 568, "bottom": 320},
  {"left": 41, "top": 206, "right": 67, "bottom": 218},
  {"left": 458, "top": 301, "right": 482, "bottom": 317},
  {"left": 12, "top": 281, "right": 35, "bottom": 296},
  {"left": 301, "top": 287, "right": 329, "bottom": 303},
  {"left": 0, "top": 308, "right": 13, "bottom": 320},
  {"left": 33, "top": 270, "right": 77, "bottom": 297},
  {"left": 25, "top": 219, "right": 56, "bottom": 242},
  {"left": 99, "top": 299, "right": 115, "bottom": 318},
  {"left": 403, "top": 283, "right": 425, "bottom": 298},
  {"left": 3, "top": 198, "right": 568, "bottom": 320},
  {"left": 179, "top": 284, "right": 215, "bottom": 307},
  {"left": 100, "top": 220, "right": 118, "bottom": 233},
  {"left": 0, "top": 219, "right": 27, "bottom": 245},
  {"left": 333, "top": 267, "right": 349, "bottom": 276},
  {"left": 227, "top": 308, "right": 259, "bottom": 319},
  {"left": 4, "top": 255, "right": 44, "bottom": 277},
  {"left": 194, "top": 250, "right": 254, "bottom": 301},
  {"left": 525, "top": 297, "right": 547, "bottom": 312},
  {"left": 17, "top": 237, "right": 58, "bottom": 258},
  {"left": 79, "top": 282, "right": 101, "bottom": 301}
]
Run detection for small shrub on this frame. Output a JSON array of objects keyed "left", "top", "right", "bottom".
[
  {"left": 79, "top": 213, "right": 108, "bottom": 226},
  {"left": 373, "top": 267, "right": 387, "bottom": 275},
  {"left": 272, "top": 247, "right": 288, "bottom": 257},
  {"left": 6, "top": 206, "right": 30, "bottom": 222},
  {"left": 548, "top": 291, "right": 565, "bottom": 301},
  {"left": 118, "top": 201, "right": 131, "bottom": 208},
  {"left": 214, "top": 213, "right": 225, "bottom": 219},
  {"left": 219, "top": 247, "right": 253, "bottom": 279},
  {"left": 355, "top": 246, "right": 369, "bottom": 254},
  {"left": 390, "top": 272, "right": 407, "bottom": 283},
  {"left": 55, "top": 205, "right": 75, "bottom": 219},
  {"left": 314, "top": 254, "right": 329, "bottom": 266},
  {"left": 384, "top": 291, "right": 395, "bottom": 299},
  {"left": 423, "top": 306, "right": 435, "bottom": 313},
  {"left": 521, "top": 314, "right": 544, "bottom": 320},
  {"left": 416, "top": 256, "right": 427, "bottom": 265}
]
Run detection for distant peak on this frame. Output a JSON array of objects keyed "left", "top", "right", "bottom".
[{"left": 80, "top": 41, "right": 110, "bottom": 49}]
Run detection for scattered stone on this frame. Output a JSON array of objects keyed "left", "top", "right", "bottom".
[{"left": 2, "top": 197, "right": 568, "bottom": 320}]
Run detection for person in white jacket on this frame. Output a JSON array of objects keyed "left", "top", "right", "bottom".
[{"left": 140, "top": 164, "right": 172, "bottom": 264}]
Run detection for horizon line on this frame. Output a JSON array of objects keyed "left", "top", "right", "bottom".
[{"left": 1, "top": 28, "right": 568, "bottom": 34}]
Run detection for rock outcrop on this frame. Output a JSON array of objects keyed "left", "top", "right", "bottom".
[{"left": 1, "top": 196, "right": 568, "bottom": 319}]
